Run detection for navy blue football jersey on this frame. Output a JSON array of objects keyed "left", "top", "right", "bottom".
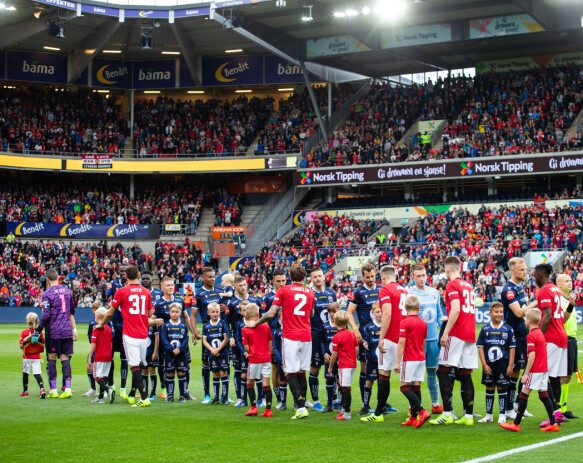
[
  {"left": 500, "top": 281, "right": 528, "bottom": 339},
  {"left": 362, "top": 320, "right": 381, "bottom": 361},
  {"left": 226, "top": 294, "right": 261, "bottom": 332},
  {"left": 154, "top": 295, "right": 186, "bottom": 323},
  {"left": 477, "top": 322, "right": 516, "bottom": 363},
  {"left": 272, "top": 326, "right": 283, "bottom": 364},
  {"left": 261, "top": 291, "right": 281, "bottom": 331},
  {"left": 160, "top": 321, "right": 189, "bottom": 353},
  {"left": 350, "top": 284, "right": 380, "bottom": 330},
  {"left": 194, "top": 286, "right": 223, "bottom": 323},
  {"left": 106, "top": 278, "right": 124, "bottom": 327},
  {"left": 150, "top": 288, "right": 164, "bottom": 306},
  {"left": 312, "top": 288, "right": 337, "bottom": 333},
  {"left": 202, "top": 320, "right": 230, "bottom": 356},
  {"left": 321, "top": 320, "right": 338, "bottom": 357},
  {"left": 146, "top": 325, "right": 158, "bottom": 355},
  {"left": 233, "top": 318, "right": 246, "bottom": 358}
]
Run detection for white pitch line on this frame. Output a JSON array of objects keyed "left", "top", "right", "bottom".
[{"left": 460, "top": 431, "right": 583, "bottom": 463}]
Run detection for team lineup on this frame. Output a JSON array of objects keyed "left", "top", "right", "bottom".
[{"left": 18, "top": 257, "right": 579, "bottom": 430}]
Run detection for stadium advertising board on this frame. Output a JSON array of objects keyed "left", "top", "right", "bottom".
[
  {"left": 212, "top": 226, "right": 247, "bottom": 239},
  {"left": 295, "top": 152, "right": 583, "bottom": 187},
  {"left": 92, "top": 59, "right": 132, "bottom": 89},
  {"left": 381, "top": 23, "right": 451, "bottom": 49},
  {"left": 264, "top": 56, "right": 317, "bottom": 84},
  {"left": 6, "top": 51, "right": 67, "bottom": 84},
  {"left": 202, "top": 56, "right": 262, "bottom": 86},
  {"left": 229, "top": 256, "right": 255, "bottom": 272},
  {"left": 476, "top": 51, "right": 583, "bottom": 74},
  {"left": 81, "top": 154, "right": 112, "bottom": 169},
  {"left": 174, "top": 7, "right": 210, "bottom": 19},
  {"left": 34, "top": 0, "right": 76, "bottom": 10},
  {"left": 133, "top": 60, "right": 176, "bottom": 89},
  {"left": 124, "top": 9, "right": 169, "bottom": 19},
  {"left": 306, "top": 35, "right": 370, "bottom": 58},
  {"left": 469, "top": 14, "right": 544, "bottom": 38},
  {"left": 6, "top": 222, "right": 158, "bottom": 240},
  {"left": 81, "top": 4, "right": 119, "bottom": 17}
]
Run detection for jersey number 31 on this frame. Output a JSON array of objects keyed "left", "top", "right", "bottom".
[{"left": 128, "top": 295, "right": 147, "bottom": 315}]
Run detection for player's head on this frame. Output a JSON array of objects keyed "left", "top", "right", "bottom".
[
  {"left": 327, "top": 301, "right": 341, "bottom": 319},
  {"left": 119, "top": 265, "right": 129, "bottom": 283},
  {"left": 125, "top": 266, "right": 140, "bottom": 282},
  {"left": 201, "top": 267, "right": 215, "bottom": 288},
  {"left": 272, "top": 269, "right": 286, "bottom": 290},
  {"left": 525, "top": 308, "right": 541, "bottom": 329},
  {"left": 46, "top": 268, "right": 59, "bottom": 284},
  {"left": 25, "top": 312, "right": 38, "bottom": 328},
  {"left": 334, "top": 310, "right": 349, "bottom": 328},
  {"left": 508, "top": 257, "right": 527, "bottom": 283},
  {"left": 310, "top": 267, "right": 325, "bottom": 289},
  {"left": 221, "top": 273, "right": 235, "bottom": 287},
  {"left": 207, "top": 302, "right": 220, "bottom": 322},
  {"left": 490, "top": 301, "right": 504, "bottom": 324},
  {"left": 239, "top": 299, "right": 249, "bottom": 318},
  {"left": 290, "top": 266, "right": 307, "bottom": 283},
  {"left": 361, "top": 262, "right": 376, "bottom": 287},
  {"left": 91, "top": 299, "right": 102, "bottom": 312},
  {"left": 444, "top": 256, "right": 461, "bottom": 280},
  {"left": 405, "top": 295, "right": 420, "bottom": 314},
  {"left": 245, "top": 303, "right": 260, "bottom": 321},
  {"left": 94, "top": 306, "right": 107, "bottom": 322},
  {"left": 412, "top": 264, "right": 427, "bottom": 289},
  {"left": 141, "top": 271, "right": 152, "bottom": 289},
  {"left": 161, "top": 276, "right": 175, "bottom": 295},
  {"left": 370, "top": 301, "right": 381, "bottom": 322},
  {"left": 234, "top": 275, "right": 247, "bottom": 295},
  {"left": 379, "top": 265, "right": 397, "bottom": 284},
  {"left": 533, "top": 263, "right": 553, "bottom": 288},
  {"left": 169, "top": 302, "right": 182, "bottom": 321},
  {"left": 556, "top": 273, "right": 573, "bottom": 294}
]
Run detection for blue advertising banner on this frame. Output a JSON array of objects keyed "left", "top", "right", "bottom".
[
  {"left": 202, "top": 55, "right": 262, "bottom": 87},
  {"left": 133, "top": 60, "right": 176, "bottom": 89},
  {"left": 264, "top": 56, "right": 312, "bottom": 84},
  {"left": 6, "top": 51, "right": 67, "bottom": 84},
  {"left": 81, "top": 4, "right": 119, "bottom": 17},
  {"left": 7, "top": 222, "right": 157, "bottom": 240},
  {"left": 174, "top": 7, "right": 210, "bottom": 19},
  {"left": 179, "top": 59, "right": 199, "bottom": 87},
  {"left": 34, "top": 0, "right": 76, "bottom": 11},
  {"left": 229, "top": 256, "right": 255, "bottom": 272},
  {"left": 125, "top": 9, "right": 169, "bottom": 19},
  {"left": 92, "top": 59, "right": 132, "bottom": 89}
]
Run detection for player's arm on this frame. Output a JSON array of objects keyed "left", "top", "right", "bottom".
[
  {"left": 152, "top": 332, "right": 159, "bottom": 361},
  {"left": 178, "top": 329, "right": 189, "bottom": 353},
  {"left": 70, "top": 314, "right": 78, "bottom": 341},
  {"left": 521, "top": 351, "right": 535, "bottom": 382},
  {"left": 159, "top": 325, "right": 173, "bottom": 352},
  {"left": 87, "top": 341, "right": 97, "bottom": 368},
  {"left": 328, "top": 350, "right": 338, "bottom": 370},
  {"left": 218, "top": 333, "right": 228, "bottom": 353},
  {"left": 539, "top": 308, "right": 552, "bottom": 333},
  {"left": 565, "top": 293, "right": 576, "bottom": 321},
  {"left": 347, "top": 302, "right": 361, "bottom": 340},
  {"left": 477, "top": 346, "right": 491, "bottom": 374},
  {"left": 378, "top": 300, "right": 392, "bottom": 353},
  {"left": 508, "top": 300, "right": 528, "bottom": 319},
  {"left": 254, "top": 304, "right": 280, "bottom": 327},
  {"left": 441, "top": 298, "right": 460, "bottom": 346},
  {"left": 182, "top": 310, "right": 198, "bottom": 344},
  {"left": 507, "top": 346, "right": 515, "bottom": 376},
  {"left": 202, "top": 335, "right": 213, "bottom": 353},
  {"left": 395, "top": 336, "right": 405, "bottom": 373},
  {"left": 36, "top": 298, "right": 51, "bottom": 333}
]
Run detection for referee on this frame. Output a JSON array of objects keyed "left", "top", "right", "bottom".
[{"left": 557, "top": 273, "right": 579, "bottom": 419}]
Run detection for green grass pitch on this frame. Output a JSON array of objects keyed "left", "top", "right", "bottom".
[{"left": 1, "top": 324, "right": 582, "bottom": 462}]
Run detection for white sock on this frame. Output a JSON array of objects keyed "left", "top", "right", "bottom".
[
  {"left": 464, "top": 413, "right": 473, "bottom": 419},
  {"left": 444, "top": 411, "right": 452, "bottom": 416}
]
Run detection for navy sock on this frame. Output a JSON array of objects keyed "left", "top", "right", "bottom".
[
  {"left": 150, "top": 374, "right": 157, "bottom": 396},
  {"left": 213, "top": 378, "right": 220, "bottom": 400},
  {"left": 166, "top": 376, "right": 175, "bottom": 398},
  {"left": 257, "top": 382, "right": 264, "bottom": 402},
  {"left": 120, "top": 359, "right": 128, "bottom": 389},
  {"left": 178, "top": 376, "right": 187, "bottom": 399},
  {"left": 309, "top": 371, "right": 319, "bottom": 401},
  {"left": 88, "top": 373, "right": 96, "bottom": 390},
  {"left": 221, "top": 376, "right": 229, "bottom": 402},
  {"left": 202, "top": 364, "right": 210, "bottom": 396},
  {"left": 359, "top": 372, "right": 366, "bottom": 401}
]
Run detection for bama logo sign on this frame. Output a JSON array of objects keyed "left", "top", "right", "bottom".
[
  {"left": 133, "top": 60, "right": 176, "bottom": 89},
  {"left": 7, "top": 51, "right": 67, "bottom": 83},
  {"left": 202, "top": 56, "right": 262, "bottom": 86},
  {"left": 92, "top": 59, "right": 131, "bottom": 88},
  {"left": 264, "top": 56, "right": 319, "bottom": 84}
]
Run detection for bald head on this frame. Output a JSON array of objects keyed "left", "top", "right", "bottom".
[{"left": 556, "top": 274, "right": 573, "bottom": 295}]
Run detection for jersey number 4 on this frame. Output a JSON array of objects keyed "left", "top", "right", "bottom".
[
  {"left": 128, "top": 295, "right": 147, "bottom": 315},
  {"left": 293, "top": 293, "right": 307, "bottom": 316}
]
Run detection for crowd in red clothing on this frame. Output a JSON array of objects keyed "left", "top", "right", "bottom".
[
  {"left": 0, "top": 87, "right": 127, "bottom": 155},
  {"left": 212, "top": 190, "right": 242, "bottom": 226},
  {"left": 154, "top": 240, "right": 218, "bottom": 283}
]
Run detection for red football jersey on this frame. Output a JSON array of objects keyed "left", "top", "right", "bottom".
[
  {"left": 112, "top": 284, "right": 152, "bottom": 339},
  {"left": 19, "top": 328, "right": 44, "bottom": 359},
  {"left": 527, "top": 327, "right": 548, "bottom": 373},
  {"left": 91, "top": 324, "right": 113, "bottom": 362},
  {"left": 537, "top": 282, "right": 568, "bottom": 348},
  {"left": 242, "top": 324, "right": 272, "bottom": 364},
  {"left": 399, "top": 314, "right": 427, "bottom": 361},
  {"left": 331, "top": 328, "right": 358, "bottom": 368},
  {"left": 445, "top": 277, "right": 476, "bottom": 343},
  {"left": 273, "top": 283, "right": 315, "bottom": 342},
  {"left": 379, "top": 282, "right": 408, "bottom": 343}
]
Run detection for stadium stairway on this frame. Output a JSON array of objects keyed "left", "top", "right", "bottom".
[
  {"left": 402, "top": 118, "right": 446, "bottom": 151},
  {"left": 123, "top": 138, "right": 134, "bottom": 157},
  {"left": 566, "top": 104, "right": 583, "bottom": 139},
  {"left": 192, "top": 208, "right": 216, "bottom": 244}
]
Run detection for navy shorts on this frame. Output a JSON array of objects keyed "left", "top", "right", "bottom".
[
  {"left": 357, "top": 328, "right": 367, "bottom": 362},
  {"left": 164, "top": 352, "right": 188, "bottom": 373},
  {"left": 112, "top": 328, "right": 126, "bottom": 358},
  {"left": 365, "top": 358, "right": 378, "bottom": 381},
  {"left": 311, "top": 331, "right": 324, "bottom": 367},
  {"left": 233, "top": 354, "right": 248, "bottom": 373},
  {"left": 145, "top": 349, "right": 158, "bottom": 368},
  {"left": 513, "top": 337, "right": 527, "bottom": 370},
  {"left": 210, "top": 354, "right": 229, "bottom": 372},
  {"left": 325, "top": 362, "right": 338, "bottom": 381},
  {"left": 47, "top": 337, "right": 74, "bottom": 356},
  {"left": 482, "top": 359, "right": 510, "bottom": 387}
]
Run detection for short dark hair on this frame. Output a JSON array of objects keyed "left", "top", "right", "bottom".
[
  {"left": 290, "top": 266, "right": 307, "bottom": 283},
  {"left": 126, "top": 266, "right": 139, "bottom": 280},
  {"left": 490, "top": 301, "right": 504, "bottom": 311},
  {"left": 46, "top": 269, "right": 59, "bottom": 282},
  {"left": 201, "top": 266, "right": 215, "bottom": 276},
  {"left": 141, "top": 270, "right": 152, "bottom": 276},
  {"left": 535, "top": 263, "right": 553, "bottom": 277},
  {"left": 273, "top": 269, "right": 286, "bottom": 279},
  {"left": 444, "top": 256, "right": 461, "bottom": 268},
  {"left": 234, "top": 275, "right": 246, "bottom": 285},
  {"left": 361, "top": 262, "right": 375, "bottom": 274}
]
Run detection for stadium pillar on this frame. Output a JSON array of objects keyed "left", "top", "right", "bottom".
[
  {"left": 328, "top": 83, "right": 332, "bottom": 120},
  {"left": 326, "top": 186, "right": 335, "bottom": 204},
  {"left": 301, "top": 63, "right": 328, "bottom": 141},
  {"left": 487, "top": 177, "right": 496, "bottom": 197},
  {"left": 576, "top": 173, "right": 582, "bottom": 190},
  {"left": 404, "top": 184, "right": 412, "bottom": 200},
  {"left": 130, "top": 90, "right": 135, "bottom": 140},
  {"left": 130, "top": 174, "right": 135, "bottom": 200}
]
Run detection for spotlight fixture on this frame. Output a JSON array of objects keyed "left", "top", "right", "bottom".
[
  {"left": 140, "top": 26, "right": 152, "bottom": 49},
  {"left": 33, "top": 8, "right": 42, "bottom": 18},
  {"left": 301, "top": 4, "right": 313, "bottom": 22},
  {"left": 276, "top": 0, "right": 286, "bottom": 7}
]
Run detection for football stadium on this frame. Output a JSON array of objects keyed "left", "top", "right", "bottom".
[{"left": 2, "top": 0, "right": 583, "bottom": 461}]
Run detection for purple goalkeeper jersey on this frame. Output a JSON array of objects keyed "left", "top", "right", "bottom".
[{"left": 39, "top": 285, "right": 76, "bottom": 339}]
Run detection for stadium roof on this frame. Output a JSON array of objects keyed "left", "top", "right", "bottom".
[{"left": 0, "top": 0, "right": 581, "bottom": 81}]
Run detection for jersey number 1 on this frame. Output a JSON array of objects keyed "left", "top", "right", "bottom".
[
  {"left": 293, "top": 293, "right": 307, "bottom": 316},
  {"left": 128, "top": 295, "right": 147, "bottom": 315}
]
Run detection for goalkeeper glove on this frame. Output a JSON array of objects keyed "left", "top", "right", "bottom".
[{"left": 30, "top": 332, "right": 40, "bottom": 344}]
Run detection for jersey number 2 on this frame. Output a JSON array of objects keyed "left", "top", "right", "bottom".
[
  {"left": 293, "top": 293, "right": 307, "bottom": 316},
  {"left": 128, "top": 295, "right": 147, "bottom": 315}
]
